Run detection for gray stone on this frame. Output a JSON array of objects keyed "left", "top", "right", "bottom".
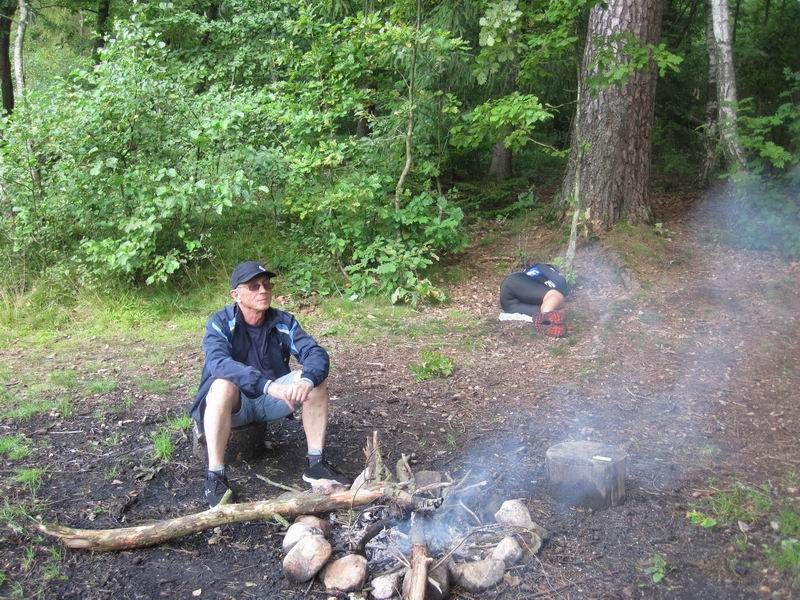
[
  {"left": 371, "top": 571, "right": 403, "bottom": 599},
  {"left": 449, "top": 558, "right": 505, "bottom": 593},
  {"left": 322, "top": 554, "right": 368, "bottom": 592},
  {"left": 494, "top": 500, "right": 548, "bottom": 538},
  {"left": 295, "top": 515, "right": 331, "bottom": 537},
  {"left": 283, "top": 535, "right": 332, "bottom": 583},
  {"left": 491, "top": 536, "right": 524, "bottom": 566},
  {"left": 283, "top": 522, "right": 323, "bottom": 553}
]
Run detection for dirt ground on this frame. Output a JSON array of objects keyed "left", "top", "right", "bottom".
[{"left": 1, "top": 191, "right": 799, "bottom": 599}]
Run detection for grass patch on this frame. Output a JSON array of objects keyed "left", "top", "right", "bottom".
[
  {"left": 133, "top": 377, "right": 174, "bottom": 394},
  {"left": 49, "top": 369, "right": 80, "bottom": 389},
  {"left": 83, "top": 379, "right": 117, "bottom": 395},
  {"left": 409, "top": 350, "right": 454, "bottom": 382},
  {"left": 766, "top": 539, "right": 800, "bottom": 575},
  {"left": 687, "top": 481, "right": 774, "bottom": 530},
  {"left": 14, "top": 467, "right": 47, "bottom": 496},
  {"left": 708, "top": 482, "right": 772, "bottom": 524},
  {"left": 700, "top": 444, "right": 721, "bottom": 458},
  {"left": 57, "top": 397, "right": 74, "bottom": 418},
  {"left": 151, "top": 428, "right": 175, "bottom": 461},
  {"left": 430, "top": 263, "right": 470, "bottom": 287},
  {"left": 0, "top": 392, "right": 55, "bottom": 421},
  {"left": 778, "top": 509, "right": 800, "bottom": 537},
  {"left": 21, "top": 546, "right": 35, "bottom": 572},
  {"left": 312, "top": 297, "right": 418, "bottom": 344},
  {"left": 603, "top": 222, "right": 675, "bottom": 273},
  {"left": 0, "top": 435, "right": 30, "bottom": 461},
  {"left": 0, "top": 501, "right": 31, "bottom": 530},
  {"left": 43, "top": 546, "right": 66, "bottom": 581},
  {"left": 168, "top": 414, "right": 192, "bottom": 431}
]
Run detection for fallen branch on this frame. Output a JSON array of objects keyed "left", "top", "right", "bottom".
[
  {"left": 255, "top": 474, "right": 303, "bottom": 493},
  {"left": 38, "top": 484, "right": 416, "bottom": 552}
]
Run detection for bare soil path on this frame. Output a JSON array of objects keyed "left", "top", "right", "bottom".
[{"left": 1, "top": 193, "right": 799, "bottom": 598}]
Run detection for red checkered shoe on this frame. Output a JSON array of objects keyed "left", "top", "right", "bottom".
[{"left": 533, "top": 311, "right": 566, "bottom": 337}]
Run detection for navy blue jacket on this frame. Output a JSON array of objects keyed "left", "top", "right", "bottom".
[{"left": 190, "top": 304, "right": 329, "bottom": 420}]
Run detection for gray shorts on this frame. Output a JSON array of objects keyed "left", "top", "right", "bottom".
[{"left": 230, "top": 370, "right": 300, "bottom": 428}]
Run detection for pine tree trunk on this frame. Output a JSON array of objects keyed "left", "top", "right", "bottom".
[
  {"left": 488, "top": 141, "right": 513, "bottom": 180},
  {"left": 0, "top": 2, "right": 15, "bottom": 114},
  {"left": 710, "top": 0, "right": 746, "bottom": 168},
  {"left": 559, "top": 0, "right": 664, "bottom": 229}
]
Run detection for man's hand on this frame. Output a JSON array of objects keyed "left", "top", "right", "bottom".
[{"left": 269, "top": 379, "right": 314, "bottom": 410}]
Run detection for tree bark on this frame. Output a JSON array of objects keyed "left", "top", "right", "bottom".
[
  {"left": 709, "top": 0, "right": 746, "bottom": 168},
  {"left": 93, "top": 0, "right": 111, "bottom": 59},
  {"left": 546, "top": 441, "right": 628, "bottom": 509},
  {"left": 488, "top": 141, "right": 512, "bottom": 180},
  {"left": 0, "top": 2, "right": 15, "bottom": 114},
  {"left": 39, "top": 484, "right": 418, "bottom": 552},
  {"left": 559, "top": 0, "right": 664, "bottom": 229},
  {"left": 13, "top": 0, "right": 26, "bottom": 95},
  {"left": 565, "top": 65, "right": 583, "bottom": 269}
]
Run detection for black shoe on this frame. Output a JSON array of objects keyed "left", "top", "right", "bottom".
[
  {"left": 204, "top": 471, "right": 235, "bottom": 508},
  {"left": 302, "top": 457, "right": 350, "bottom": 487}
]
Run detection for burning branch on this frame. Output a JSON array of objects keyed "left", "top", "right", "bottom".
[{"left": 405, "top": 514, "right": 431, "bottom": 600}]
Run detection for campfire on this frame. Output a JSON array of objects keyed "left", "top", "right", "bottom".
[
  {"left": 280, "top": 432, "right": 547, "bottom": 598},
  {"left": 38, "top": 431, "right": 548, "bottom": 599}
]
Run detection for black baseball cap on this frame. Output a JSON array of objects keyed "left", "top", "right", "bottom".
[{"left": 230, "top": 261, "right": 277, "bottom": 289}]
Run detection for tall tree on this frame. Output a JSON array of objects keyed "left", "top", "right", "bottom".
[
  {"left": 0, "top": 1, "right": 15, "bottom": 114},
  {"left": 13, "top": 0, "right": 27, "bottom": 95},
  {"left": 93, "top": 0, "right": 111, "bottom": 59},
  {"left": 560, "top": 0, "right": 665, "bottom": 228},
  {"left": 700, "top": 0, "right": 719, "bottom": 183},
  {"left": 708, "top": 0, "right": 746, "bottom": 168},
  {"left": 488, "top": 141, "right": 512, "bottom": 180}
]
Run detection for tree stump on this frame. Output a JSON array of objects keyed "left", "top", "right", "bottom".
[
  {"left": 545, "top": 441, "right": 627, "bottom": 509},
  {"left": 192, "top": 420, "right": 268, "bottom": 464}
]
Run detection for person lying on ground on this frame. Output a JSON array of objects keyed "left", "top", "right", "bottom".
[
  {"left": 499, "top": 262, "right": 569, "bottom": 337},
  {"left": 190, "top": 260, "right": 350, "bottom": 508}
]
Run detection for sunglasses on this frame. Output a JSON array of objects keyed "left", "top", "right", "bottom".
[{"left": 240, "top": 281, "right": 273, "bottom": 292}]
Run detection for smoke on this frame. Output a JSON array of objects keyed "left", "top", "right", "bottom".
[
  {"left": 480, "top": 171, "right": 800, "bottom": 502},
  {"left": 556, "top": 171, "right": 800, "bottom": 494}
]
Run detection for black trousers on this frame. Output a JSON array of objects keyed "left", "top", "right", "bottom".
[{"left": 499, "top": 273, "right": 555, "bottom": 316}]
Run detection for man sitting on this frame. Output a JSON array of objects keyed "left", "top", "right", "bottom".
[{"left": 190, "top": 260, "right": 349, "bottom": 507}]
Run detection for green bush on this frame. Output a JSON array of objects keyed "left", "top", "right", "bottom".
[{"left": 0, "top": 6, "right": 469, "bottom": 302}]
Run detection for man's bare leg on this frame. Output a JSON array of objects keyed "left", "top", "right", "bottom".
[
  {"left": 301, "top": 380, "right": 329, "bottom": 453},
  {"left": 204, "top": 378, "right": 241, "bottom": 467},
  {"left": 540, "top": 290, "right": 566, "bottom": 313}
]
